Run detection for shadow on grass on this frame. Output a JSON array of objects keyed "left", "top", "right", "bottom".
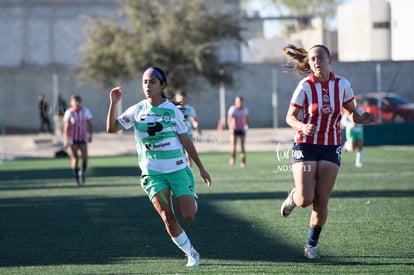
[
  {"left": 0, "top": 167, "right": 141, "bottom": 181},
  {"left": 1, "top": 167, "right": 414, "bottom": 268},
  {"left": 0, "top": 193, "right": 300, "bottom": 267},
  {"left": 0, "top": 166, "right": 298, "bottom": 267}
]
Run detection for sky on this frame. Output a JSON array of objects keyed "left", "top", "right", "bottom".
[{"left": 244, "top": 0, "right": 362, "bottom": 38}]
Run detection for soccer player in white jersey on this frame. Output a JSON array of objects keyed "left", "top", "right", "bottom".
[
  {"left": 106, "top": 67, "right": 211, "bottom": 267},
  {"left": 280, "top": 45, "right": 375, "bottom": 259},
  {"left": 174, "top": 91, "right": 201, "bottom": 167},
  {"left": 341, "top": 100, "right": 365, "bottom": 167},
  {"left": 63, "top": 95, "right": 93, "bottom": 186}
]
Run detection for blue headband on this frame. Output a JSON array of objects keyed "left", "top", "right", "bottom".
[{"left": 144, "top": 68, "right": 165, "bottom": 83}]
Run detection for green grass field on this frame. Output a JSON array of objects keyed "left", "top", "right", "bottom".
[{"left": 1, "top": 146, "right": 413, "bottom": 274}]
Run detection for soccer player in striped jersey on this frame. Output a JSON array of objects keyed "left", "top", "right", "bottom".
[
  {"left": 106, "top": 67, "right": 211, "bottom": 267},
  {"left": 280, "top": 44, "right": 375, "bottom": 259},
  {"left": 63, "top": 95, "right": 93, "bottom": 186}
]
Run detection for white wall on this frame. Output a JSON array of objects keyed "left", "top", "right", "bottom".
[
  {"left": 389, "top": 0, "right": 414, "bottom": 60},
  {"left": 338, "top": 0, "right": 391, "bottom": 61}
]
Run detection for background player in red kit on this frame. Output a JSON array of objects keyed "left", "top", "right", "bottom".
[
  {"left": 227, "top": 96, "right": 249, "bottom": 168},
  {"left": 280, "top": 44, "right": 375, "bottom": 259},
  {"left": 63, "top": 95, "right": 93, "bottom": 186}
]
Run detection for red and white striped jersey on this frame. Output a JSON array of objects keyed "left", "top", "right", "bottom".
[
  {"left": 63, "top": 107, "right": 93, "bottom": 142},
  {"left": 290, "top": 72, "right": 354, "bottom": 145}
]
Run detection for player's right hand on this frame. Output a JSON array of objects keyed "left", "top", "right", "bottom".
[
  {"left": 302, "top": 123, "right": 316, "bottom": 136},
  {"left": 110, "top": 87, "right": 122, "bottom": 103}
]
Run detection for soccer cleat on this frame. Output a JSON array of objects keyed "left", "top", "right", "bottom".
[
  {"left": 355, "top": 161, "right": 362, "bottom": 168},
  {"left": 281, "top": 189, "right": 296, "bottom": 217},
  {"left": 75, "top": 174, "right": 81, "bottom": 187},
  {"left": 304, "top": 244, "right": 320, "bottom": 259},
  {"left": 78, "top": 170, "right": 83, "bottom": 184},
  {"left": 186, "top": 251, "right": 200, "bottom": 267},
  {"left": 78, "top": 169, "right": 86, "bottom": 184}
]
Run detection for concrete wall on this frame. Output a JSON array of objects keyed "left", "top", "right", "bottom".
[
  {"left": 338, "top": 0, "right": 391, "bottom": 61},
  {"left": 389, "top": 0, "right": 414, "bottom": 61},
  {"left": 1, "top": 60, "right": 413, "bottom": 133},
  {"left": 0, "top": 0, "right": 118, "bottom": 67},
  {"left": 0, "top": 0, "right": 242, "bottom": 67}
]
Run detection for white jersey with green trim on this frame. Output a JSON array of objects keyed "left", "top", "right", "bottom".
[
  {"left": 178, "top": 104, "right": 196, "bottom": 136},
  {"left": 117, "top": 99, "right": 188, "bottom": 175}
]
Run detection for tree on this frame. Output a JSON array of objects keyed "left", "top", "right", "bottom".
[{"left": 78, "top": 0, "right": 244, "bottom": 91}]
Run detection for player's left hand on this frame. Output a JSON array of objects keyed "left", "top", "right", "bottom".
[
  {"left": 200, "top": 169, "right": 211, "bottom": 187},
  {"left": 360, "top": 112, "right": 376, "bottom": 124}
]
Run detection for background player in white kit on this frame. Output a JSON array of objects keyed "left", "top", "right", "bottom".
[
  {"left": 341, "top": 99, "right": 365, "bottom": 167},
  {"left": 106, "top": 67, "right": 211, "bottom": 267},
  {"left": 174, "top": 90, "right": 201, "bottom": 167}
]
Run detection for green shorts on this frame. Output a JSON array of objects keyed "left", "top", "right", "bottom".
[
  {"left": 346, "top": 128, "right": 364, "bottom": 144},
  {"left": 140, "top": 167, "right": 197, "bottom": 201}
]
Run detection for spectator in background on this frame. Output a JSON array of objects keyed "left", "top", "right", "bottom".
[
  {"left": 56, "top": 94, "right": 68, "bottom": 137},
  {"left": 38, "top": 93, "right": 52, "bottom": 133},
  {"left": 227, "top": 96, "right": 248, "bottom": 168},
  {"left": 174, "top": 91, "right": 201, "bottom": 167},
  {"left": 63, "top": 95, "right": 93, "bottom": 186}
]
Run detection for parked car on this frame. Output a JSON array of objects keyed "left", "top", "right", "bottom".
[{"left": 356, "top": 93, "right": 414, "bottom": 123}]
